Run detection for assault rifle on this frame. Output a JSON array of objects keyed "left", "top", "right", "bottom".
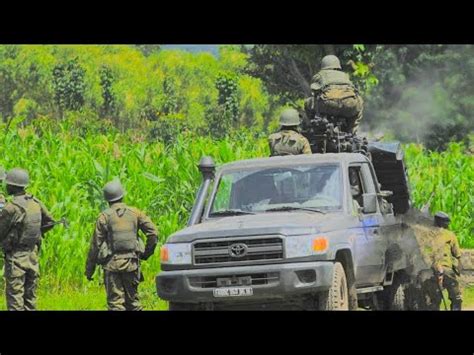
[{"left": 41, "top": 217, "right": 70, "bottom": 231}]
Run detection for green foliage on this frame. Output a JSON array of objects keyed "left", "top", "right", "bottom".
[
  {"left": 52, "top": 57, "right": 86, "bottom": 114},
  {"left": 364, "top": 45, "right": 474, "bottom": 149},
  {"left": 405, "top": 142, "right": 474, "bottom": 247},
  {"left": 0, "top": 121, "right": 269, "bottom": 289},
  {"left": 99, "top": 65, "right": 116, "bottom": 118},
  {"left": 0, "top": 45, "right": 273, "bottom": 136}
]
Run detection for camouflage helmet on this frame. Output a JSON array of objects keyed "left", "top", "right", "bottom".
[
  {"left": 434, "top": 211, "right": 450, "bottom": 227},
  {"left": 280, "top": 108, "right": 301, "bottom": 127},
  {"left": 5, "top": 168, "right": 29, "bottom": 187},
  {"left": 321, "top": 55, "right": 342, "bottom": 70},
  {"left": 0, "top": 166, "right": 6, "bottom": 181},
  {"left": 103, "top": 180, "right": 125, "bottom": 202}
]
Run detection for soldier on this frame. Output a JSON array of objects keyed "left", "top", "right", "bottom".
[
  {"left": 268, "top": 108, "right": 312, "bottom": 156},
  {"left": 431, "top": 211, "right": 463, "bottom": 310},
  {"left": 85, "top": 180, "right": 158, "bottom": 311},
  {"left": 305, "top": 55, "right": 364, "bottom": 135},
  {"left": 0, "top": 168, "right": 55, "bottom": 310}
]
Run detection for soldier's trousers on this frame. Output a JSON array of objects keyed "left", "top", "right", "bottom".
[
  {"left": 442, "top": 271, "right": 462, "bottom": 310},
  {"left": 104, "top": 269, "right": 142, "bottom": 311},
  {"left": 3, "top": 251, "right": 39, "bottom": 311},
  {"left": 423, "top": 271, "right": 462, "bottom": 310}
]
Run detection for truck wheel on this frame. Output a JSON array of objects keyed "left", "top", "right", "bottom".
[
  {"left": 318, "top": 262, "right": 349, "bottom": 310},
  {"left": 168, "top": 302, "right": 198, "bottom": 311}
]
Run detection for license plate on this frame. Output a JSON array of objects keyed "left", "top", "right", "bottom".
[{"left": 213, "top": 287, "right": 253, "bottom": 298}]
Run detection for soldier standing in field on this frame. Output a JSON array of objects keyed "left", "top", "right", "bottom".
[
  {"left": 431, "top": 212, "right": 463, "bottom": 310},
  {"left": 0, "top": 168, "right": 56, "bottom": 310},
  {"left": 305, "top": 55, "right": 364, "bottom": 135},
  {"left": 85, "top": 180, "right": 158, "bottom": 311},
  {"left": 268, "top": 108, "right": 312, "bottom": 156}
]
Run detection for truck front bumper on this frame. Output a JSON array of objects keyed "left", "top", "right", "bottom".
[{"left": 156, "top": 261, "right": 335, "bottom": 304}]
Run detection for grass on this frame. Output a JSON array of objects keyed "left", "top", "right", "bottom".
[
  {"left": 0, "top": 280, "right": 169, "bottom": 311},
  {"left": 1, "top": 283, "right": 473, "bottom": 311}
]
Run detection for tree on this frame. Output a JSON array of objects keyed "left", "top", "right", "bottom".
[{"left": 244, "top": 44, "right": 376, "bottom": 105}]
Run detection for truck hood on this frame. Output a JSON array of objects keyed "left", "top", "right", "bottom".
[{"left": 167, "top": 212, "right": 357, "bottom": 243}]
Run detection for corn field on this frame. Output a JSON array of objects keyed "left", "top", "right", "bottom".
[{"left": 0, "top": 122, "right": 472, "bottom": 287}]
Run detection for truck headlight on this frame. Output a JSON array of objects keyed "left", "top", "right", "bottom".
[
  {"left": 160, "top": 243, "right": 192, "bottom": 265},
  {"left": 285, "top": 236, "right": 328, "bottom": 258}
]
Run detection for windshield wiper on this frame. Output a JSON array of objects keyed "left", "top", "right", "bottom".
[
  {"left": 263, "top": 206, "right": 326, "bottom": 214},
  {"left": 209, "top": 209, "right": 256, "bottom": 217}
]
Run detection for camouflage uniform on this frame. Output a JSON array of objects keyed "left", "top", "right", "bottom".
[
  {"left": 268, "top": 130, "right": 312, "bottom": 156},
  {"left": 85, "top": 202, "right": 158, "bottom": 311},
  {"left": 431, "top": 228, "right": 463, "bottom": 310},
  {"left": 307, "top": 57, "right": 363, "bottom": 135},
  {"left": 0, "top": 193, "right": 54, "bottom": 310}
]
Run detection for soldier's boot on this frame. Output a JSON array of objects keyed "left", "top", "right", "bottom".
[
  {"left": 123, "top": 270, "right": 142, "bottom": 311},
  {"left": 451, "top": 300, "right": 462, "bottom": 311},
  {"left": 6, "top": 276, "right": 25, "bottom": 311},
  {"left": 105, "top": 271, "right": 126, "bottom": 311},
  {"left": 24, "top": 270, "right": 38, "bottom": 311}
]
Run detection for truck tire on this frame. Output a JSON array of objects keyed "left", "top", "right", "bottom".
[
  {"left": 168, "top": 302, "right": 199, "bottom": 311},
  {"left": 318, "top": 262, "right": 349, "bottom": 310}
]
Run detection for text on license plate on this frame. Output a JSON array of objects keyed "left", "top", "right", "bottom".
[{"left": 213, "top": 287, "right": 253, "bottom": 298}]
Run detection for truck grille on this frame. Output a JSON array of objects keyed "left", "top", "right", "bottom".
[
  {"left": 189, "top": 273, "right": 280, "bottom": 289},
  {"left": 193, "top": 237, "right": 284, "bottom": 265}
]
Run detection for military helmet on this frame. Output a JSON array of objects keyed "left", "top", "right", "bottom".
[
  {"left": 103, "top": 180, "right": 125, "bottom": 202},
  {"left": 321, "top": 55, "right": 342, "bottom": 70},
  {"left": 280, "top": 108, "right": 301, "bottom": 127},
  {"left": 0, "top": 166, "right": 6, "bottom": 181},
  {"left": 5, "top": 168, "right": 29, "bottom": 187},
  {"left": 434, "top": 211, "right": 450, "bottom": 227}
]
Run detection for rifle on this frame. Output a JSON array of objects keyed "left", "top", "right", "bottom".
[
  {"left": 41, "top": 217, "right": 70, "bottom": 230},
  {"left": 434, "top": 269, "right": 448, "bottom": 311}
]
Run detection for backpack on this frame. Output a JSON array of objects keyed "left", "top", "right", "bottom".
[
  {"left": 10, "top": 195, "right": 42, "bottom": 249},
  {"left": 104, "top": 205, "right": 139, "bottom": 253},
  {"left": 314, "top": 69, "right": 362, "bottom": 119}
]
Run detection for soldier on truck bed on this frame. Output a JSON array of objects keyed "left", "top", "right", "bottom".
[
  {"left": 304, "top": 55, "right": 364, "bottom": 135},
  {"left": 268, "top": 108, "right": 312, "bottom": 156}
]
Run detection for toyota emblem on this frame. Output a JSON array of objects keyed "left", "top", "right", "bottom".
[{"left": 229, "top": 243, "right": 248, "bottom": 258}]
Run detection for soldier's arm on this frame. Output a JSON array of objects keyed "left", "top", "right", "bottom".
[
  {"left": 38, "top": 200, "right": 55, "bottom": 234},
  {"left": 451, "top": 232, "right": 462, "bottom": 260},
  {"left": 85, "top": 214, "right": 107, "bottom": 279},
  {"left": 137, "top": 210, "right": 158, "bottom": 260},
  {"left": 310, "top": 73, "right": 323, "bottom": 92},
  {"left": 301, "top": 137, "right": 312, "bottom": 155},
  {"left": 0, "top": 205, "right": 15, "bottom": 243}
]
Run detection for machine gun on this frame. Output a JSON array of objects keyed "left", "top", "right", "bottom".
[{"left": 301, "top": 115, "right": 369, "bottom": 156}]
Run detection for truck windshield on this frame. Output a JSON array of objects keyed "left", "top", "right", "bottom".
[{"left": 209, "top": 164, "right": 342, "bottom": 216}]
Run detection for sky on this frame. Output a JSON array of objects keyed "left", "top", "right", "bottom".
[{"left": 161, "top": 45, "right": 219, "bottom": 56}]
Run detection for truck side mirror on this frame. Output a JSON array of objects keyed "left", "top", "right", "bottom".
[{"left": 362, "top": 193, "right": 377, "bottom": 214}]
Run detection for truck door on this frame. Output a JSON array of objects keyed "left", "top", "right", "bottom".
[{"left": 351, "top": 163, "right": 388, "bottom": 286}]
